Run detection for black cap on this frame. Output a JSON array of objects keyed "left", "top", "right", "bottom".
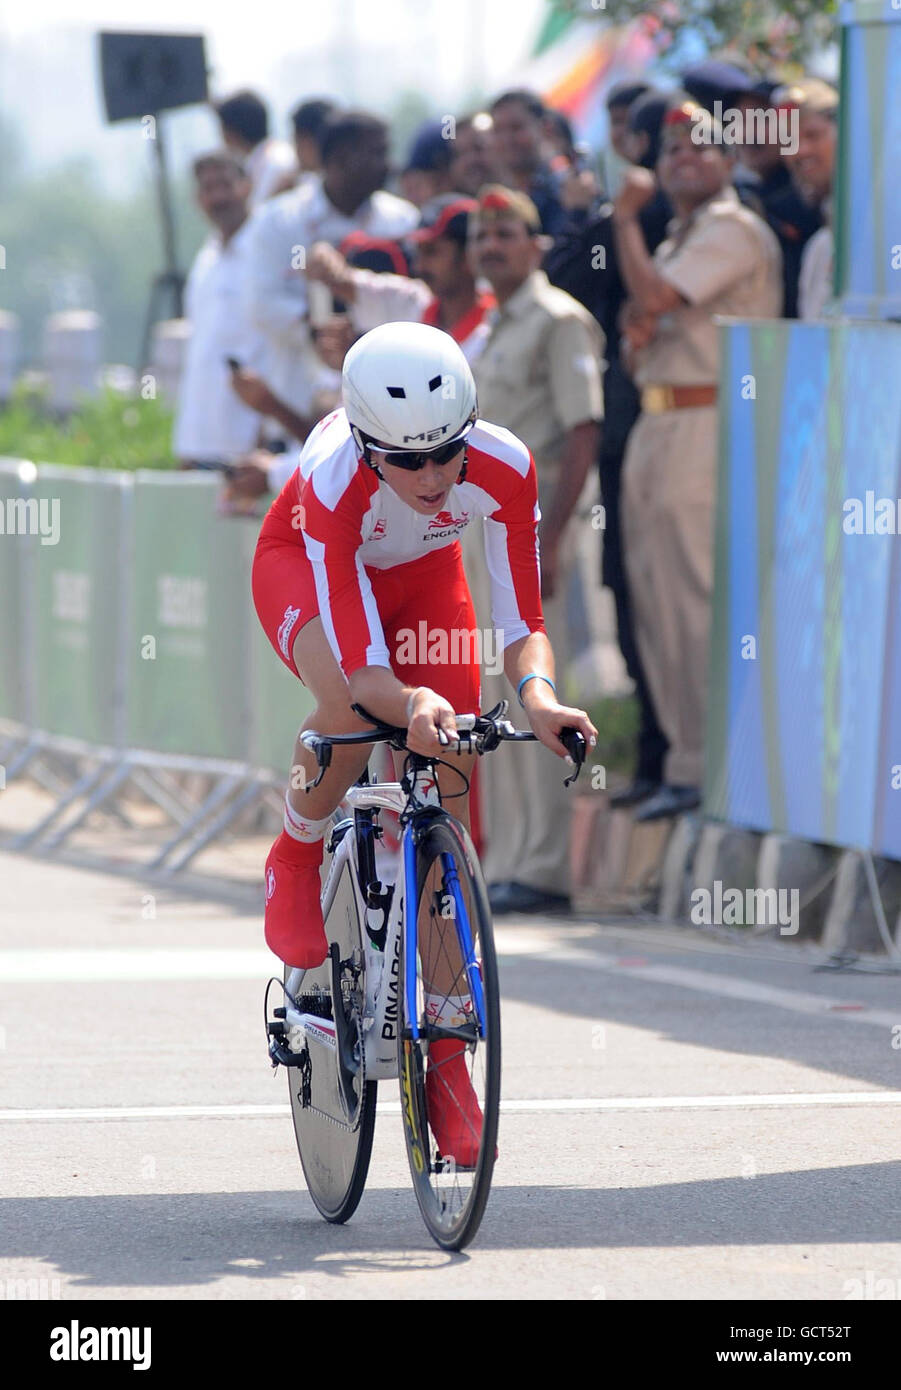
[
  {"left": 682, "top": 60, "right": 757, "bottom": 111},
  {"left": 606, "top": 80, "right": 652, "bottom": 111},
  {"left": 404, "top": 120, "right": 453, "bottom": 173},
  {"left": 752, "top": 78, "right": 781, "bottom": 102},
  {"left": 339, "top": 231, "right": 411, "bottom": 277}
]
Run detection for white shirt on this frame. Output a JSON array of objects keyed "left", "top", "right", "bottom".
[
  {"left": 268, "top": 450, "right": 304, "bottom": 494},
  {"left": 351, "top": 270, "right": 432, "bottom": 331},
  {"left": 350, "top": 271, "right": 494, "bottom": 362},
  {"left": 245, "top": 138, "right": 298, "bottom": 206},
  {"left": 799, "top": 226, "right": 834, "bottom": 320},
  {"left": 246, "top": 176, "right": 418, "bottom": 415},
  {"left": 173, "top": 218, "right": 266, "bottom": 463}
]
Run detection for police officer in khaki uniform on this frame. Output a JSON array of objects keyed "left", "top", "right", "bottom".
[
  {"left": 612, "top": 96, "right": 782, "bottom": 821},
  {"left": 464, "top": 185, "right": 604, "bottom": 912}
]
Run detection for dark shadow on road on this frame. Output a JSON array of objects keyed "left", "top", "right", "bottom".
[
  {"left": 496, "top": 926, "right": 901, "bottom": 1093},
  {"left": 3, "top": 1163, "right": 900, "bottom": 1291}
]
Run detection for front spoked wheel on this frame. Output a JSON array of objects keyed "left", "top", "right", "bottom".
[{"left": 398, "top": 812, "right": 500, "bottom": 1250}]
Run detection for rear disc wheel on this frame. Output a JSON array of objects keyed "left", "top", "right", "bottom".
[{"left": 287, "top": 846, "right": 376, "bottom": 1223}]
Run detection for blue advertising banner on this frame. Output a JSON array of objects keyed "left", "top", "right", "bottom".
[{"left": 706, "top": 320, "right": 901, "bottom": 859}]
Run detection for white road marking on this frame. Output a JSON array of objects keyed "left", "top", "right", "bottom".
[
  {"left": 2, "top": 939, "right": 896, "bottom": 1028},
  {"left": 498, "top": 1092, "right": 901, "bottom": 1111},
  {"left": 0, "top": 948, "right": 276, "bottom": 982},
  {"left": 1, "top": 1092, "right": 900, "bottom": 1122}
]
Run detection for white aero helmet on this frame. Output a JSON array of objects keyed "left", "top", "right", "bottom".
[{"left": 342, "top": 320, "right": 477, "bottom": 464}]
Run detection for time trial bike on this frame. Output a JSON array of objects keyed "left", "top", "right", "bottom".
[{"left": 264, "top": 699, "right": 585, "bottom": 1250}]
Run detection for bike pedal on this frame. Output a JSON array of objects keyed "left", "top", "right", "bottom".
[{"left": 268, "top": 1035, "right": 311, "bottom": 1069}]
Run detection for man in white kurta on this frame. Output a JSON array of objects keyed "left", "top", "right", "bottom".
[{"left": 174, "top": 152, "right": 267, "bottom": 466}]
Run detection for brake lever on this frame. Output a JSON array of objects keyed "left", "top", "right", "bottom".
[
  {"left": 481, "top": 699, "right": 509, "bottom": 723},
  {"left": 299, "top": 730, "right": 332, "bottom": 790},
  {"left": 560, "top": 726, "right": 586, "bottom": 788}
]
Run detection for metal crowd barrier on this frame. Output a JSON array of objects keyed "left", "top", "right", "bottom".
[{"left": 0, "top": 459, "right": 314, "bottom": 873}]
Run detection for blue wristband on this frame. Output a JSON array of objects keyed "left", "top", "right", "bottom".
[{"left": 517, "top": 673, "right": 556, "bottom": 708}]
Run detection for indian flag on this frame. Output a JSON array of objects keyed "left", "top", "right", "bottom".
[{"left": 518, "top": 5, "right": 664, "bottom": 145}]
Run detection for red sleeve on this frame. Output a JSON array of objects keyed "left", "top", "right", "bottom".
[{"left": 470, "top": 444, "right": 545, "bottom": 645}]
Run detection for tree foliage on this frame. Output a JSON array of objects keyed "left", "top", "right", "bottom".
[{"left": 572, "top": 0, "right": 838, "bottom": 66}]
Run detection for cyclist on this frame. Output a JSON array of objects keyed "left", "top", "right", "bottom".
[{"left": 252, "top": 320, "right": 597, "bottom": 1161}]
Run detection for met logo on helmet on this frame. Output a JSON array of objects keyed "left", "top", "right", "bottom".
[{"left": 403, "top": 423, "right": 452, "bottom": 443}]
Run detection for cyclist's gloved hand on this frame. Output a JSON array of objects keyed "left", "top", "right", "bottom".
[{"left": 405, "top": 686, "right": 459, "bottom": 758}]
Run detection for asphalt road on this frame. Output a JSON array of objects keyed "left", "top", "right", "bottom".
[{"left": 2, "top": 849, "right": 900, "bottom": 1301}]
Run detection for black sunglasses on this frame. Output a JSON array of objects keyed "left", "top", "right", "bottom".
[{"left": 367, "top": 435, "right": 470, "bottom": 471}]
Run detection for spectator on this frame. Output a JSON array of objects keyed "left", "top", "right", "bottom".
[
  {"left": 777, "top": 79, "right": 838, "bottom": 212},
  {"left": 399, "top": 120, "right": 456, "bottom": 208},
  {"left": 465, "top": 185, "right": 604, "bottom": 913},
  {"left": 543, "top": 107, "right": 579, "bottom": 169},
  {"left": 605, "top": 80, "right": 652, "bottom": 161},
  {"left": 612, "top": 96, "right": 782, "bottom": 822},
  {"left": 732, "top": 80, "right": 786, "bottom": 193},
  {"left": 738, "top": 80, "right": 829, "bottom": 318},
  {"left": 447, "top": 112, "right": 501, "bottom": 197},
  {"left": 228, "top": 225, "right": 417, "bottom": 506},
  {"left": 774, "top": 79, "right": 839, "bottom": 319},
  {"left": 682, "top": 62, "right": 826, "bottom": 317},
  {"left": 602, "top": 81, "right": 653, "bottom": 194},
  {"left": 681, "top": 60, "right": 764, "bottom": 201},
  {"left": 173, "top": 152, "right": 266, "bottom": 467},
  {"left": 306, "top": 195, "right": 495, "bottom": 358},
  {"left": 292, "top": 98, "right": 339, "bottom": 177},
  {"left": 245, "top": 110, "right": 418, "bottom": 433},
  {"left": 223, "top": 316, "right": 357, "bottom": 505},
  {"left": 214, "top": 89, "right": 297, "bottom": 206},
  {"left": 545, "top": 89, "right": 672, "bottom": 808},
  {"left": 489, "top": 89, "right": 567, "bottom": 235}
]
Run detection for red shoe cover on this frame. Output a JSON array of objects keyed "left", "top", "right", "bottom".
[
  {"left": 264, "top": 831, "right": 328, "bottom": 969},
  {"left": 425, "top": 1037, "right": 495, "bottom": 1168}
]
